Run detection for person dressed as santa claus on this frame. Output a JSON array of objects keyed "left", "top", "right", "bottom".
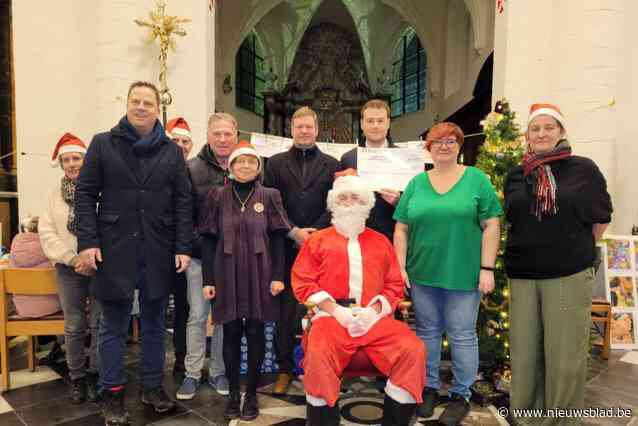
[{"left": 292, "top": 170, "right": 426, "bottom": 426}]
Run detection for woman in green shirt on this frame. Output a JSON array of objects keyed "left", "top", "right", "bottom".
[{"left": 394, "top": 122, "right": 501, "bottom": 426}]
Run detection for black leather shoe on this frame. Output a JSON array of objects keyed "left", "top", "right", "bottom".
[
  {"left": 438, "top": 393, "right": 470, "bottom": 426},
  {"left": 86, "top": 373, "right": 100, "bottom": 402},
  {"left": 140, "top": 387, "right": 175, "bottom": 413},
  {"left": 416, "top": 386, "right": 439, "bottom": 418},
  {"left": 70, "top": 377, "right": 86, "bottom": 404},
  {"left": 241, "top": 393, "right": 259, "bottom": 421},
  {"left": 224, "top": 392, "right": 241, "bottom": 420},
  {"left": 39, "top": 342, "right": 65, "bottom": 366},
  {"left": 102, "top": 388, "right": 130, "bottom": 426}
]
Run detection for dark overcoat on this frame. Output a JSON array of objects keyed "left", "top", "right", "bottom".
[
  {"left": 263, "top": 146, "right": 340, "bottom": 278},
  {"left": 75, "top": 123, "right": 192, "bottom": 302}
]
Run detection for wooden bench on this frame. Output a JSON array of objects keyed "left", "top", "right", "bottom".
[{"left": 591, "top": 300, "right": 611, "bottom": 360}]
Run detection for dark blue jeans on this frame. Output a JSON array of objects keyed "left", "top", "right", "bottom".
[{"left": 98, "top": 286, "right": 168, "bottom": 390}]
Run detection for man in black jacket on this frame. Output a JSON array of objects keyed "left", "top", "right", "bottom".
[
  {"left": 76, "top": 81, "right": 192, "bottom": 426},
  {"left": 165, "top": 116, "right": 193, "bottom": 375},
  {"left": 264, "top": 106, "right": 340, "bottom": 394},
  {"left": 340, "top": 99, "right": 401, "bottom": 241},
  {"left": 175, "top": 112, "right": 238, "bottom": 401}
]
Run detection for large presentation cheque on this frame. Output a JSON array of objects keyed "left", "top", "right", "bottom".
[{"left": 357, "top": 147, "right": 425, "bottom": 191}]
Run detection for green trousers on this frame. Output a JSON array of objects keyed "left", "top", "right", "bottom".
[{"left": 509, "top": 267, "right": 594, "bottom": 426}]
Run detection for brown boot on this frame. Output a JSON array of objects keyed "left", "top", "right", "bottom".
[{"left": 273, "top": 372, "right": 293, "bottom": 395}]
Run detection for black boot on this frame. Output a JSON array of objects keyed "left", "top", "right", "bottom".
[
  {"left": 382, "top": 395, "right": 416, "bottom": 426},
  {"left": 86, "top": 373, "right": 100, "bottom": 402},
  {"left": 306, "top": 403, "right": 340, "bottom": 426},
  {"left": 416, "top": 386, "right": 439, "bottom": 418},
  {"left": 102, "top": 388, "right": 130, "bottom": 426},
  {"left": 224, "top": 392, "right": 241, "bottom": 420},
  {"left": 241, "top": 392, "right": 259, "bottom": 421},
  {"left": 438, "top": 393, "right": 470, "bottom": 426},
  {"left": 70, "top": 377, "right": 87, "bottom": 404},
  {"left": 140, "top": 387, "right": 175, "bottom": 413}
]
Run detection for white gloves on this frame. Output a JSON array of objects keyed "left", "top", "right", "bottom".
[
  {"left": 347, "top": 307, "right": 382, "bottom": 338},
  {"left": 332, "top": 305, "right": 357, "bottom": 328}
]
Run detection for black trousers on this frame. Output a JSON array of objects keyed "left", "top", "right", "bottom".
[
  {"left": 171, "top": 272, "right": 188, "bottom": 358},
  {"left": 276, "top": 247, "right": 304, "bottom": 373},
  {"left": 223, "top": 319, "right": 265, "bottom": 395}
]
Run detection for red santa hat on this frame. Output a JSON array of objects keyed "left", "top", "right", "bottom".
[
  {"left": 50, "top": 132, "right": 87, "bottom": 167},
  {"left": 527, "top": 103, "right": 565, "bottom": 129},
  {"left": 165, "top": 117, "right": 192, "bottom": 139},
  {"left": 228, "top": 141, "right": 262, "bottom": 174},
  {"left": 327, "top": 173, "right": 375, "bottom": 212}
]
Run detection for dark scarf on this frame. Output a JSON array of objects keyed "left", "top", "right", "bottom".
[
  {"left": 521, "top": 138, "right": 572, "bottom": 220},
  {"left": 61, "top": 176, "right": 78, "bottom": 235},
  {"left": 117, "top": 116, "right": 166, "bottom": 156}
]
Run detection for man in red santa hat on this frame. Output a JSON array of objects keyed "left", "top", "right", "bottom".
[
  {"left": 165, "top": 117, "right": 194, "bottom": 160},
  {"left": 292, "top": 170, "right": 426, "bottom": 426}
]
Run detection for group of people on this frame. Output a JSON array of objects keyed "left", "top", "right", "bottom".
[{"left": 25, "top": 79, "right": 612, "bottom": 426}]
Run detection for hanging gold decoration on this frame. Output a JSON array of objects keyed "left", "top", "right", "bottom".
[{"left": 134, "top": 0, "right": 191, "bottom": 107}]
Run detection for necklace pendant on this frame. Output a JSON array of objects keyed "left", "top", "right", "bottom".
[{"left": 241, "top": 206, "right": 245, "bottom": 212}]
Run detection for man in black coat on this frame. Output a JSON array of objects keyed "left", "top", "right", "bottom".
[
  {"left": 339, "top": 99, "right": 401, "bottom": 242},
  {"left": 76, "top": 81, "right": 192, "bottom": 426},
  {"left": 264, "top": 106, "right": 340, "bottom": 394}
]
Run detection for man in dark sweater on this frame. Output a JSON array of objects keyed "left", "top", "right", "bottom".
[
  {"left": 264, "top": 106, "right": 340, "bottom": 394},
  {"left": 340, "top": 99, "right": 400, "bottom": 241}
]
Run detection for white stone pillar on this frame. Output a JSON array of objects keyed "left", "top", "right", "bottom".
[
  {"left": 13, "top": 0, "right": 215, "bottom": 218},
  {"left": 13, "top": 1, "right": 98, "bottom": 218},
  {"left": 492, "top": 0, "right": 633, "bottom": 232}
]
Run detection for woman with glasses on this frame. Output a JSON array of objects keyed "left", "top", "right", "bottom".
[
  {"left": 393, "top": 122, "right": 502, "bottom": 426},
  {"left": 505, "top": 104, "right": 612, "bottom": 425}
]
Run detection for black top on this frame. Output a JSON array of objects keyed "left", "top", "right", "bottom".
[
  {"left": 340, "top": 139, "right": 398, "bottom": 241},
  {"left": 504, "top": 156, "right": 612, "bottom": 279},
  {"left": 264, "top": 145, "right": 340, "bottom": 230}
]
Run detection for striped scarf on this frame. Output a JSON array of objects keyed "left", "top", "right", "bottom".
[
  {"left": 61, "top": 176, "right": 78, "bottom": 235},
  {"left": 521, "top": 139, "right": 572, "bottom": 220}
]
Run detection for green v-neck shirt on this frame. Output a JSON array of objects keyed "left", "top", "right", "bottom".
[{"left": 393, "top": 167, "right": 502, "bottom": 291}]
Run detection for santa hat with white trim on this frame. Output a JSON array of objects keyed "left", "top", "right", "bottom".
[
  {"left": 327, "top": 169, "right": 375, "bottom": 213},
  {"left": 50, "top": 132, "right": 87, "bottom": 167},
  {"left": 228, "top": 141, "right": 262, "bottom": 178},
  {"left": 527, "top": 103, "right": 565, "bottom": 130},
  {"left": 165, "top": 117, "right": 192, "bottom": 139}
]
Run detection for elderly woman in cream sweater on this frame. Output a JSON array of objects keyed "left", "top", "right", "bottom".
[{"left": 39, "top": 133, "right": 100, "bottom": 404}]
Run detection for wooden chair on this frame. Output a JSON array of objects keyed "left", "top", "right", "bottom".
[
  {"left": 0, "top": 268, "right": 65, "bottom": 391},
  {"left": 591, "top": 300, "right": 611, "bottom": 360}
]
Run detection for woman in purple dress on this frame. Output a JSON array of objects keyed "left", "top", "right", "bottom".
[{"left": 200, "top": 141, "right": 291, "bottom": 421}]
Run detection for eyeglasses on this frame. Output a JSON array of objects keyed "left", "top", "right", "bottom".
[
  {"left": 430, "top": 139, "right": 459, "bottom": 148},
  {"left": 209, "top": 131, "right": 236, "bottom": 140}
]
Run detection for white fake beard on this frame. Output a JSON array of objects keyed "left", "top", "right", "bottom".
[{"left": 331, "top": 204, "right": 371, "bottom": 239}]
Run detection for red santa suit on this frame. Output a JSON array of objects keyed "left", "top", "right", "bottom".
[{"left": 292, "top": 226, "right": 426, "bottom": 407}]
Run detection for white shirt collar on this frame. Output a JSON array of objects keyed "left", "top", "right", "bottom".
[{"left": 365, "top": 139, "right": 389, "bottom": 148}]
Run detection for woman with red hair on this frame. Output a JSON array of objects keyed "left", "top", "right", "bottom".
[{"left": 394, "top": 122, "right": 502, "bottom": 425}]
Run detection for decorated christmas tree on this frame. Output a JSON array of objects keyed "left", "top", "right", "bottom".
[{"left": 474, "top": 99, "right": 525, "bottom": 393}]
